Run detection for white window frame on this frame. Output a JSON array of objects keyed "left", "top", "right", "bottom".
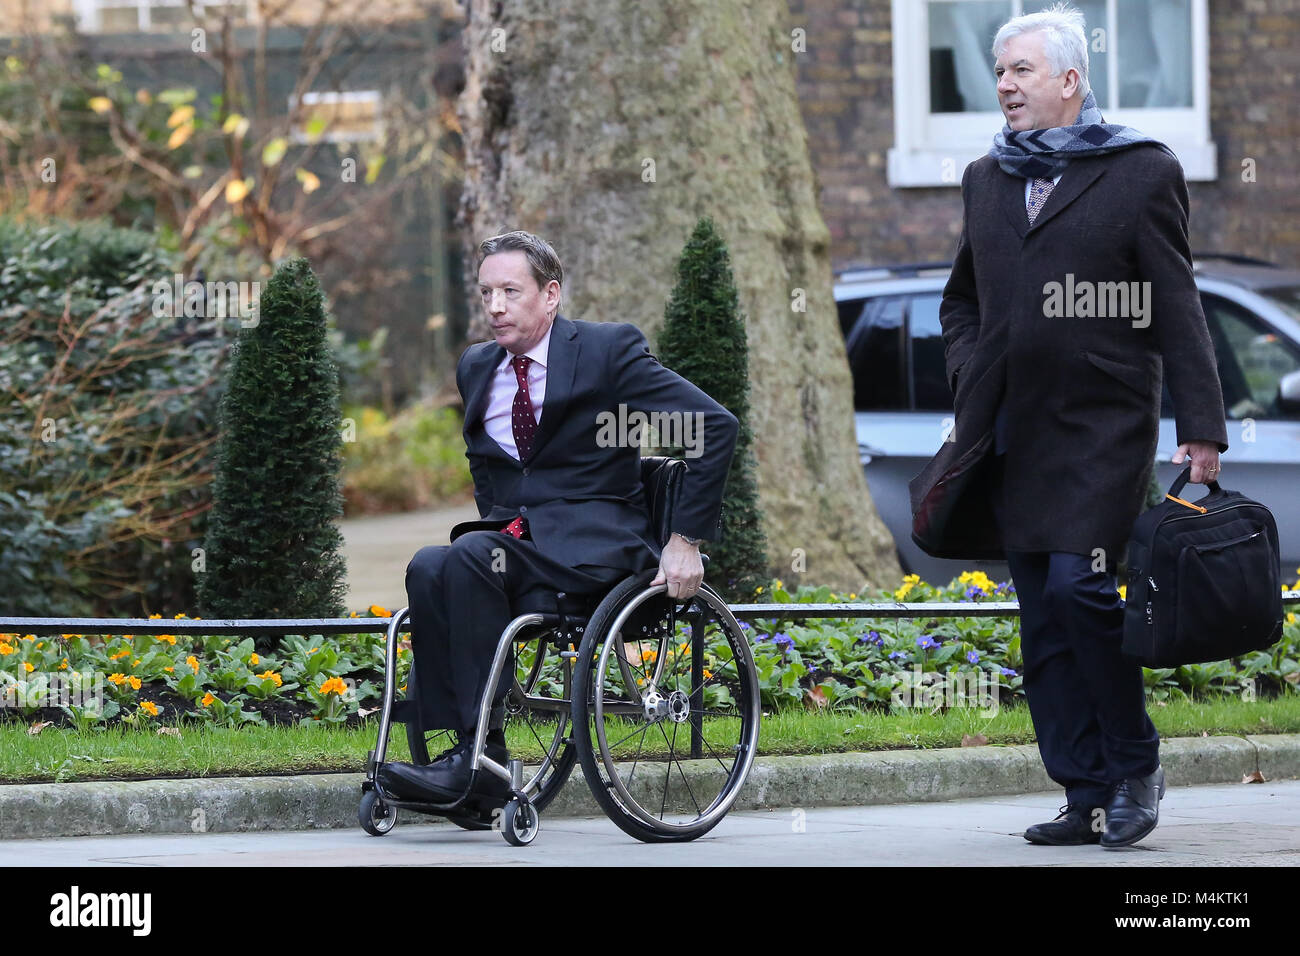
[
  {"left": 888, "top": 0, "right": 1216, "bottom": 187},
  {"left": 289, "top": 91, "right": 384, "bottom": 145},
  {"left": 72, "top": 0, "right": 253, "bottom": 33}
]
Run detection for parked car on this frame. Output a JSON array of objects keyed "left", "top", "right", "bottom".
[{"left": 835, "top": 256, "right": 1300, "bottom": 585}]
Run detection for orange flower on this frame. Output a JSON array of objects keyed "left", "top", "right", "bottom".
[
  {"left": 110, "top": 649, "right": 130, "bottom": 661},
  {"left": 201, "top": 692, "right": 216, "bottom": 707},
  {"left": 0, "top": 644, "right": 12, "bottom": 656},
  {"left": 24, "top": 662, "right": 34, "bottom": 673},
  {"left": 58, "top": 658, "right": 69, "bottom": 670},
  {"left": 128, "top": 676, "right": 141, "bottom": 690},
  {"left": 108, "top": 673, "right": 126, "bottom": 685},
  {"left": 149, "top": 613, "right": 163, "bottom": 620},
  {"left": 163, "top": 666, "right": 174, "bottom": 673},
  {"left": 703, "top": 668, "right": 714, "bottom": 680},
  {"left": 369, "top": 604, "right": 390, "bottom": 617},
  {"left": 248, "top": 652, "right": 259, "bottom": 667},
  {"left": 186, "top": 655, "right": 200, "bottom": 674},
  {"left": 319, "top": 676, "right": 348, "bottom": 696},
  {"left": 141, "top": 701, "right": 159, "bottom": 717},
  {"left": 156, "top": 634, "right": 177, "bottom": 645},
  {"left": 258, "top": 670, "right": 282, "bottom": 687}
]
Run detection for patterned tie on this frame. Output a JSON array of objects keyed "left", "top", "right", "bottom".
[
  {"left": 501, "top": 355, "right": 536, "bottom": 540},
  {"left": 1026, "top": 177, "right": 1056, "bottom": 225}
]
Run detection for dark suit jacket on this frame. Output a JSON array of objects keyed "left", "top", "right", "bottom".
[
  {"left": 910, "top": 144, "right": 1229, "bottom": 560},
  {"left": 450, "top": 315, "right": 739, "bottom": 572}
]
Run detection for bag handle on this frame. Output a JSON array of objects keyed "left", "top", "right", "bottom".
[{"left": 1167, "top": 465, "right": 1221, "bottom": 500}]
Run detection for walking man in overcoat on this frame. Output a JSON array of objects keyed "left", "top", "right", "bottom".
[{"left": 912, "top": 4, "right": 1228, "bottom": 847}]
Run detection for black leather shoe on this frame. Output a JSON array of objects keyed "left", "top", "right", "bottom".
[
  {"left": 1023, "top": 804, "right": 1105, "bottom": 845},
  {"left": 378, "top": 741, "right": 511, "bottom": 803},
  {"left": 1101, "top": 765, "right": 1166, "bottom": 848}
]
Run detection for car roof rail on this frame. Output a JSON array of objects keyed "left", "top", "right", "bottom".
[
  {"left": 835, "top": 261, "right": 954, "bottom": 281},
  {"left": 1191, "top": 252, "right": 1280, "bottom": 268}
]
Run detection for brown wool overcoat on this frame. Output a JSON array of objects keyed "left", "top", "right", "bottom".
[{"left": 910, "top": 144, "right": 1229, "bottom": 562}]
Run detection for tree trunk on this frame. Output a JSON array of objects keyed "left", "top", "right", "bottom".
[{"left": 458, "top": 0, "right": 901, "bottom": 590}]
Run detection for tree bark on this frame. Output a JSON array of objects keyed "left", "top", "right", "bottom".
[{"left": 459, "top": 0, "right": 901, "bottom": 590}]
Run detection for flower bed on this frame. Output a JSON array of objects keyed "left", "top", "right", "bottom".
[{"left": 3, "top": 571, "right": 1297, "bottom": 731}]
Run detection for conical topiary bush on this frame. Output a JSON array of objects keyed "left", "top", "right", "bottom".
[
  {"left": 657, "top": 217, "right": 768, "bottom": 601},
  {"left": 198, "top": 258, "right": 347, "bottom": 634}
]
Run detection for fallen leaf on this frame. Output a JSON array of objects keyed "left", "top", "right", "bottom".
[
  {"left": 1242, "top": 770, "right": 1266, "bottom": 784},
  {"left": 156, "top": 727, "right": 182, "bottom": 738},
  {"left": 358, "top": 706, "right": 379, "bottom": 718},
  {"left": 27, "top": 720, "right": 53, "bottom": 736},
  {"left": 961, "top": 733, "right": 988, "bottom": 747},
  {"left": 1202, "top": 731, "right": 1209, "bottom": 737},
  {"left": 1285, "top": 672, "right": 1299, "bottom": 685}
]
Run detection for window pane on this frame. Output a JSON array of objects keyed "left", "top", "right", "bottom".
[
  {"left": 1259, "top": 286, "right": 1300, "bottom": 324},
  {"left": 1117, "top": 0, "right": 1192, "bottom": 107},
  {"left": 1024, "top": 0, "right": 1109, "bottom": 109},
  {"left": 928, "top": 1, "right": 1012, "bottom": 113},
  {"left": 908, "top": 294, "right": 953, "bottom": 410},
  {"left": 1201, "top": 294, "right": 1300, "bottom": 420},
  {"left": 844, "top": 297, "right": 907, "bottom": 411}
]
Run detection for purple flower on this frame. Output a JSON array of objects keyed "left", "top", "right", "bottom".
[
  {"left": 738, "top": 621, "right": 751, "bottom": 631},
  {"left": 889, "top": 650, "right": 908, "bottom": 661},
  {"left": 1000, "top": 667, "right": 1017, "bottom": 677},
  {"left": 964, "top": 586, "right": 983, "bottom": 602},
  {"left": 773, "top": 632, "right": 793, "bottom": 651},
  {"left": 967, "top": 650, "right": 980, "bottom": 664},
  {"left": 916, "top": 635, "right": 939, "bottom": 650},
  {"left": 857, "top": 630, "right": 885, "bottom": 647}
]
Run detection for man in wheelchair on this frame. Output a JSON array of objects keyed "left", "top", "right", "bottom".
[{"left": 377, "top": 230, "right": 739, "bottom": 806}]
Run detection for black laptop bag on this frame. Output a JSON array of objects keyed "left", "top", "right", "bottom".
[{"left": 1122, "top": 466, "right": 1284, "bottom": 667}]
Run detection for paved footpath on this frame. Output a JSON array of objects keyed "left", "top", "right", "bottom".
[
  {"left": 7, "top": 780, "right": 1298, "bottom": 867},
  {"left": 339, "top": 502, "right": 479, "bottom": 612}
]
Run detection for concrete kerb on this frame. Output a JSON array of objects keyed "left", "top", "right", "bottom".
[{"left": 0, "top": 734, "right": 1295, "bottom": 841}]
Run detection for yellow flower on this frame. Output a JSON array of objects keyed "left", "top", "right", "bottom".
[
  {"left": 186, "top": 655, "right": 200, "bottom": 674},
  {"left": 128, "top": 676, "right": 141, "bottom": 690},
  {"left": 110, "top": 648, "right": 130, "bottom": 661},
  {"left": 1288, "top": 612, "right": 1296, "bottom": 626},
  {"left": 703, "top": 668, "right": 713, "bottom": 680},
  {"left": 641, "top": 648, "right": 657, "bottom": 663},
  {"left": 35, "top": 642, "right": 43, "bottom": 649},
  {"left": 163, "top": 666, "right": 174, "bottom": 673},
  {"left": 156, "top": 634, "right": 177, "bottom": 645},
  {"left": 774, "top": 579, "right": 784, "bottom": 590},
  {"left": 350, "top": 611, "right": 359, "bottom": 618},
  {"left": 58, "top": 658, "right": 68, "bottom": 670},
  {"left": 370, "top": 604, "right": 390, "bottom": 617},
  {"left": 108, "top": 672, "right": 126, "bottom": 685},
  {"left": 249, "top": 652, "right": 259, "bottom": 667},
  {"left": 319, "top": 676, "right": 348, "bottom": 696},
  {"left": 308, "top": 647, "right": 319, "bottom": 655},
  {"left": 149, "top": 613, "right": 162, "bottom": 620},
  {"left": 173, "top": 613, "right": 188, "bottom": 620},
  {"left": 24, "top": 662, "right": 34, "bottom": 673},
  {"left": 755, "top": 586, "right": 764, "bottom": 595},
  {"left": 132, "top": 659, "right": 141, "bottom": 667},
  {"left": 0, "top": 644, "right": 12, "bottom": 656},
  {"left": 141, "top": 701, "right": 159, "bottom": 717},
  {"left": 258, "top": 670, "right": 283, "bottom": 687},
  {"left": 201, "top": 692, "right": 216, "bottom": 707},
  {"left": 849, "top": 593, "right": 857, "bottom": 601}
]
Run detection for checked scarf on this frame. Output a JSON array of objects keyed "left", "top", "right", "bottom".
[{"left": 989, "top": 91, "right": 1170, "bottom": 179}]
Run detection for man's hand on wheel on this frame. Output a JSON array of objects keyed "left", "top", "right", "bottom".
[
  {"left": 1173, "top": 440, "right": 1221, "bottom": 485},
  {"left": 651, "top": 534, "right": 704, "bottom": 601}
]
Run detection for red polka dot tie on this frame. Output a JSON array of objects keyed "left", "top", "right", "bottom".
[{"left": 501, "top": 354, "right": 535, "bottom": 540}]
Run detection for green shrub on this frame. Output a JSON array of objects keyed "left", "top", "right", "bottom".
[
  {"left": 341, "top": 402, "right": 473, "bottom": 515},
  {"left": 197, "top": 258, "right": 347, "bottom": 632},
  {"left": 657, "top": 217, "right": 768, "bottom": 601},
  {"left": 0, "top": 217, "right": 223, "bottom": 616}
]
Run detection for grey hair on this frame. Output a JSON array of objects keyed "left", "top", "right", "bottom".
[
  {"left": 993, "top": 2, "right": 1091, "bottom": 98},
  {"left": 477, "top": 230, "right": 564, "bottom": 296}
]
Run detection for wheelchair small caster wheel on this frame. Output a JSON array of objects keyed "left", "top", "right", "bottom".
[
  {"left": 501, "top": 798, "right": 539, "bottom": 846},
  {"left": 359, "top": 790, "right": 397, "bottom": 836}
]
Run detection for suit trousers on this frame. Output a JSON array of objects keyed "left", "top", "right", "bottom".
[
  {"left": 991, "top": 454, "right": 1160, "bottom": 808},
  {"left": 405, "top": 531, "right": 628, "bottom": 732}
]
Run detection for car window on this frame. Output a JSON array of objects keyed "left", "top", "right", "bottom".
[
  {"left": 908, "top": 294, "right": 952, "bottom": 410},
  {"left": 1257, "top": 285, "right": 1300, "bottom": 323},
  {"left": 1201, "top": 293, "right": 1300, "bottom": 420},
  {"left": 842, "top": 296, "right": 907, "bottom": 410}
]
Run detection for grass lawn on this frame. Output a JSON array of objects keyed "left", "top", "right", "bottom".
[{"left": 4, "top": 695, "right": 1297, "bottom": 784}]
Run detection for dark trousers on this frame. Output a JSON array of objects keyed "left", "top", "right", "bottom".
[
  {"left": 992, "top": 457, "right": 1160, "bottom": 808},
  {"left": 405, "top": 531, "right": 627, "bottom": 732}
]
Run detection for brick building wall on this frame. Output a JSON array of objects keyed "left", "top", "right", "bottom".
[{"left": 787, "top": 0, "right": 1300, "bottom": 271}]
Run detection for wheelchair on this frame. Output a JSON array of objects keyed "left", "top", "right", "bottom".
[{"left": 359, "top": 457, "right": 761, "bottom": 845}]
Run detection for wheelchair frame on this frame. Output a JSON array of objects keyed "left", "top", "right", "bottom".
[{"left": 360, "top": 570, "right": 761, "bottom": 845}]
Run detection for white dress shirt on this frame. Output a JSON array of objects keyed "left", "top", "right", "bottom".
[{"left": 483, "top": 324, "right": 552, "bottom": 459}]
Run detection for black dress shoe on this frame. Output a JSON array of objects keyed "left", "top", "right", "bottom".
[
  {"left": 1023, "top": 804, "right": 1105, "bottom": 845},
  {"left": 378, "top": 742, "right": 511, "bottom": 803},
  {"left": 1101, "top": 765, "right": 1166, "bottom": 848}
]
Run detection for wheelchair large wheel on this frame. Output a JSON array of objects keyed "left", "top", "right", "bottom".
[
  {"left": 404, "top": 629, "right": 576, "bottom": 814},
  {"left": 572, "top": 571, "right": 760, "bottom": 843}
]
